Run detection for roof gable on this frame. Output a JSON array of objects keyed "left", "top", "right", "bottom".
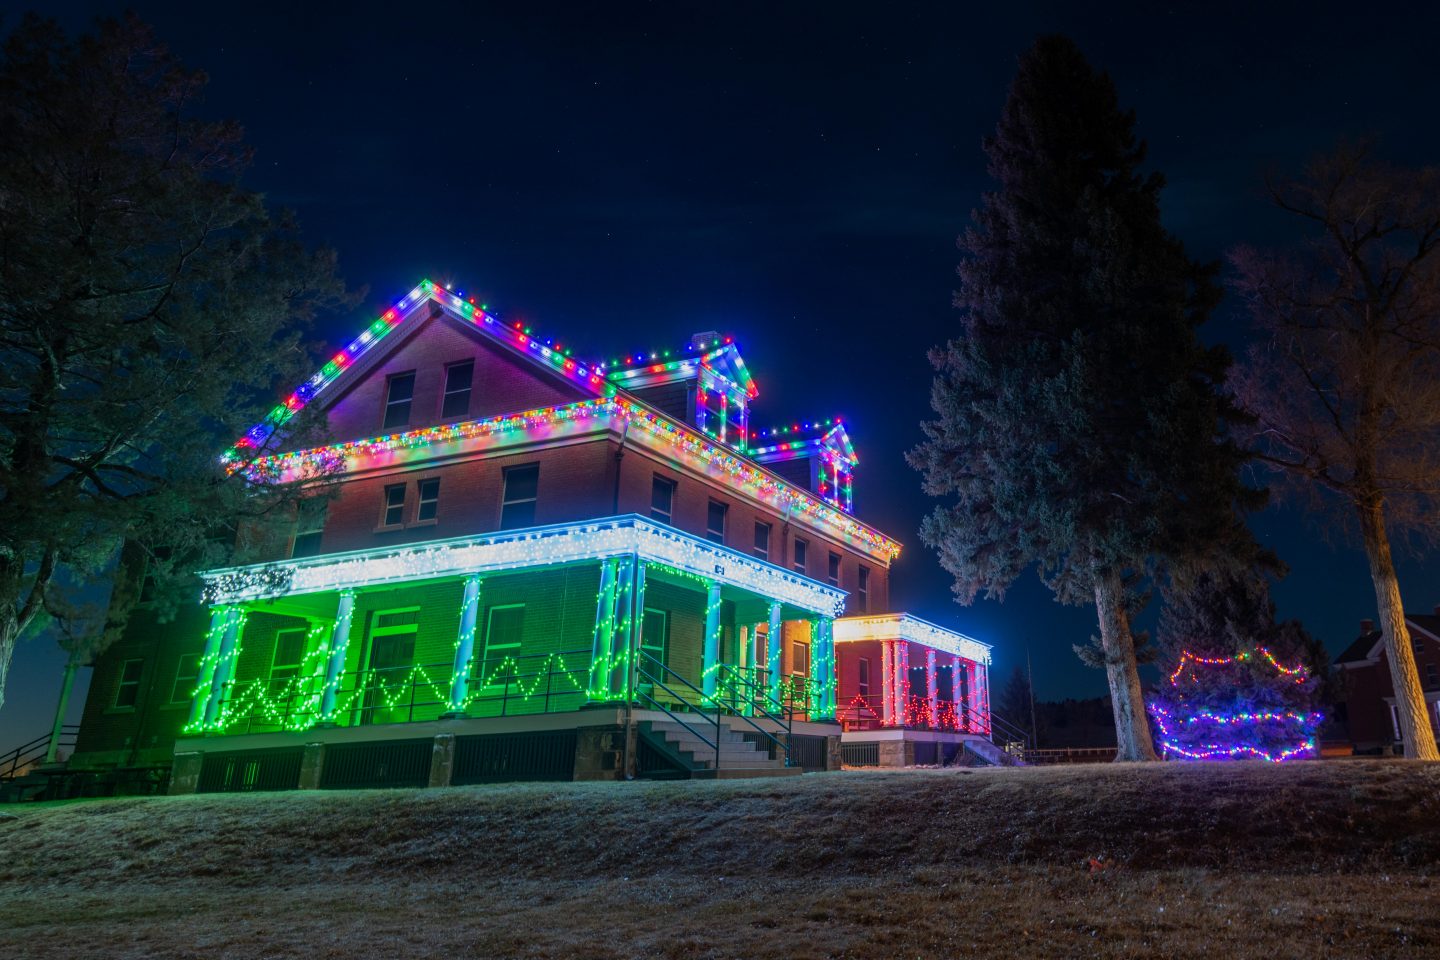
[{"left": 226, "top": 280, "right": 615, "bottom": 466}]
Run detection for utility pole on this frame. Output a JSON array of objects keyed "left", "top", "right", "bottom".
[{"left": 1026, "top": 643, "right": 1039, "bottom": 749}]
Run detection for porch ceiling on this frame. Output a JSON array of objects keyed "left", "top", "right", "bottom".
[{"left": 202, "top": 515, "right": 846, "bottom": 617}]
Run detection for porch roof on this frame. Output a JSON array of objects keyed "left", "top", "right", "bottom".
[
  {"left": 834, "top": 614, "right": 992, "bottom": 665},
  {"left": 200, "top": 514, "right": 847, "bottom": 616}
]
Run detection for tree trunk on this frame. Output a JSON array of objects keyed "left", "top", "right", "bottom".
[
  {"left": 1094, "top": 572, "right": 1159, "bottom": 761},
  {"left": 1359, "top": 496, "right": 1440, "bottom": 760},
  {"left": 0, "top": 612, "right": 15, "bottom": 716}
]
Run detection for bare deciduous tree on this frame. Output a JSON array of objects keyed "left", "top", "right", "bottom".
[{"left": 1231, "top": 145, "right": 1440, "bottom": 760}]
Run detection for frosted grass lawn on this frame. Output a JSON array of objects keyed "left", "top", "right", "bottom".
[{"left": 2, "top": 760, "right": 1437, "bottom": 958}]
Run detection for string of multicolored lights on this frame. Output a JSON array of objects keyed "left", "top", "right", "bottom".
[{"left": 1149, "top": 647, "right": 1322, "bottom": 763}]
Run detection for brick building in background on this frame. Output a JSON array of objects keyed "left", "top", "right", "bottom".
[
  {"left": 69, "top": 279, "right": 1002, "bottom": 792},
  {"left": 1334, "top": 611, "right": 1440, "bottom": 754}
]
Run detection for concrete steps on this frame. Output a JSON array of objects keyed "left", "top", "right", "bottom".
[{"left": 640, "top": 718, "right": 795, "bottom": 778}]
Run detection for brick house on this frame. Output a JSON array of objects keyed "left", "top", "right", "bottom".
[
  {"left": 70, "top": 279, "right": 995, "bottom": 790},
  {"left": 1334, "top": 611, "right": 1440, "bottom": 753}
]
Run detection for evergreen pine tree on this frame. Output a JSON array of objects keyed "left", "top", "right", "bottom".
[{"left": 909, "top": 36, "right": 1260, "bottom": 760}]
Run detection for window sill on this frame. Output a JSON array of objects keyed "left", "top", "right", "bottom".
[
  {"left": 409, "top": 518, "right": 438, "bottom": 529},
  {"left": 374, "top": 523, "right": 405, "bottom": 534},
  {"left": 375, "top": 519, "right": 438, "bottom": 534}
]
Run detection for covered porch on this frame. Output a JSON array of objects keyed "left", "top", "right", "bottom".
[{"left": 176, "top": 516, "right": 844, "bottom": 785}]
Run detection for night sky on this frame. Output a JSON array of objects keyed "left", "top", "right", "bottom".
[{"left": 5, "top": 2, "right": 1440, "bottom": 736}]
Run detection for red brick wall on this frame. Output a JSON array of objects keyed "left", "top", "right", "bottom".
[
  {"left": 614, "top": 445, "right": 890, "bottom": 615},
  {"left": 319, "top": 307, "right": 587, "bottom": 445}
]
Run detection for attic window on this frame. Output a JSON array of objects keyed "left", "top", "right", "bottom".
[
  {"left": 383, "top": 372, "right": 416, "bottom": 428},
  {"left": 442, "top": 361, "right": 474, "bottom": 419}
]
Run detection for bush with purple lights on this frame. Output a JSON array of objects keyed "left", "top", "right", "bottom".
[{"left": 1149, "top": 648, "right": 1323, "bottom": 762}]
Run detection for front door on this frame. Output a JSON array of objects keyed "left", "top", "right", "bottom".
[{"left": 360, "top": 609, "right": 419, "bottom": 725}]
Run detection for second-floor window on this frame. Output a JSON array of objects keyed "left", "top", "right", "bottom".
[
  {"left": 858, "top": 565, "right": 870, "bottom": 613},
  {"left": 651, "top": 475, "right": 675, "bottom": 525},
  {"left": 706, "top": 500, "right": 727, "bottom": 544},
  {"left": 793, "top": 539, "right": 808, "bottom": 574},
  {"left": 754, "top": 522, "right": 771, "bottom": 562},
  {"left": 416, "top": 478, "right": 441, "bottom": 522},
  {"left": 827, "top": 552, "right": 841, "bottom": 587},
  {"left": 383, "top": 372, "right": 416, "bottom": 429},
  {"left": 441, "top": 360, "right": 474, "bottom": 419},
  {"left": 291, "top": 498, "right": 327, "bottom": 559},
  {"left": 501, "top": 464, "right": 539, "bottom": 529},
  {"left": 382, "top": 484, "right": 406, "bottom": 527}
]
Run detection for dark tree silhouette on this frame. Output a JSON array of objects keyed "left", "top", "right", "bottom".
[
  {"left": 1230, "top": 145, "right": 1440, "bottom": 759},
  {"left": 910, "top": 36, "right": 1260, "bottom": 761},
  {"left": 0, "top": 14, "right": 348, "bottom": 709}
]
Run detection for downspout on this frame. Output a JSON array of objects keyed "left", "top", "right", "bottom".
[{"left": 611, "top": 417, "right": 631, "bottom": 516}]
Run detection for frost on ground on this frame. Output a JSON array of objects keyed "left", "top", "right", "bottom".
[{"left": 1, "top": 761, "right": 1437, "bottom": 958}]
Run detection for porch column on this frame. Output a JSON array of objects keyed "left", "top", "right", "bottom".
[
  {"left": 926, "top": 649, "right": 939, "bottom": 729},
  {"left": 446, "top": 575, "right": 483, "bottom": 713},
  {"left": 589, "top": 559, "right": 619, "bottom": 698},
  {"left": 951, "top": 654, "right": 964, "bottom": 730},
  {"left": 766, "top": 603, "right": 782, "bottom": 706},
  {"left": 880, "top": 639, "right": 897, "bottom": 726},
  {"left": 976, "top": 662, "right": 991, "bottom": 735},
  {"left": 319, "top": 589, "right": 357, "bottom": 723},
  {"left": 618, "top": 558, "right": 645, "bottom": 698},
  {"left": 188, "top": 605, "right": 231, "bottom": 730},
  {"left": 893, "top": 641, "right": 910, "bottom": 727},
  {"left": 201, "top": 606, "right": 245, "bottom": 728},
  {"left": 810, "top": 617, "right": 835, "bottom": 721},
  {"left": 702, "top": 581, "right": 722, "bottom": 699}
]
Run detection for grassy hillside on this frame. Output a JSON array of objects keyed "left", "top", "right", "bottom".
[{"left": 2, "top": 760, "right": 1438, "bottom": 958}]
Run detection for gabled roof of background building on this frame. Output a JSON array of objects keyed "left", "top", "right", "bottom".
[{"left": 1335, "top": 613, "right": 1440, "bottom": 665}]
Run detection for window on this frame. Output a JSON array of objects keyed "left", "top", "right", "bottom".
[
  {"left": 1415, "top": 636, "right": 1426, "bottom": 656},
  {"left": 1427, "top": 662, "right": 1438, "bottom": 687},
  {"left": 857, "top": 657, "right": 871, "bottom": 697},
  {"left": 269, "top": 628, "right": 310, "bottom": 692},
  {"left": 441, "top": 360, "right": 474, "bottom": 419},
  {"left": 937, "top": 664, "right": 955, "bottom": 701},
  {"left": 791, "top": 637, "right": 810, "bottom": 677},
  {"left": 169, "top": 653, "right": 202, "bottom": 704},
  {"left": 640, "top": 608, "right": 669, "bottom": 676},
  {"left": 706, "top": 500, "right": 727, "bottom": 544},
  {"left": 383, "top": 372, "right": 416, "bottom": 428},
  {"left": 651, "top": 475, "right": 675, "bottom": 525},
  {"left": 500, "top": 464, "right": 539, "bottom": 529},
  {"left": 792, "top": 539, "right": 807, "bottom": 574},
  {"left": 291, "top": 498, "right": 327, "bottom": 558},
  {"left": 416, "top": 478, "right": 440, "bottom": 522},
  {"left": 479, "top": 605, "right": 526, "bottom": 681},
  {"left": 754, "top": 522, "right": 771, "bottom": 562},
  {"left": 857, "top": 566, "right": 870, "bottom": 613},
  {"left": 114, "top": 659, "right": 144, "bottom": 709},
  {"left": 382, "top": 484, "right": 406, "bottom": 527},
  {"left": 827, "top": 553, "right": 841, "bottom": 587}
]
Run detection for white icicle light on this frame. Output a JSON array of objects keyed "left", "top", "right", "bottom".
[
  {"left": 834, "top": 613, "right": 992, "bottom": 665},
  {"left": 201, "top": 516, "right": 846, "bottom": 615}
]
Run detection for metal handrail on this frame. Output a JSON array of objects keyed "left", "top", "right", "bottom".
[
  {"left": 714, "top": 664, "right": 792, "bottom": 765},
  {"left": 636, "top": 652, "right": 721, "bottom": 768},
  {"left": 0, "top": 725, "right": 79, "bottom": 780}
]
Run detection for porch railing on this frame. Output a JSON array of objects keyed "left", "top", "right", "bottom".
[
  {"left": 211, "top": 649, "right": 591, "bottom": 736},
  {"left": 837, "top": 693, "right": 1033, "bottom": 749},
  {"left": 0, "top": 725, "right": 79, "bottom": 780},
  {"left": 635, "top": 650, "right": 722, "bottom": 769}
]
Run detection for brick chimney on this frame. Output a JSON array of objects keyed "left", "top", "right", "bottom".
[{"left": 1360, "top": 619, "right": 1375, "bottom": 634}]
